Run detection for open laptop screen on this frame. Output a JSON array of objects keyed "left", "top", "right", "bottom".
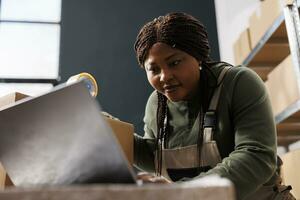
[{"left": 0, "top": 81, "right": 136, "bottom": 186}]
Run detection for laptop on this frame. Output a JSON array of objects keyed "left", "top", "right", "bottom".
[{"left": 0, "top": 81, "right": 137, "bottom": 186}]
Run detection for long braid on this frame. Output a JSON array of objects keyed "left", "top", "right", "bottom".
[
  {"left": 196, "top": 64, "right": 210, "bottom": 170},
  {"left": 156, "top": 92, "right": 168, "bottom": 176}
]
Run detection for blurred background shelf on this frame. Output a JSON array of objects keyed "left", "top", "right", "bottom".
[{"left": 237, "top": 1, "right": 300, "bottom": 148}]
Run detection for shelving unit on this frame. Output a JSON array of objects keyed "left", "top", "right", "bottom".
[{"left": 242, "top": 0, "right": 300, "bottom": 147}]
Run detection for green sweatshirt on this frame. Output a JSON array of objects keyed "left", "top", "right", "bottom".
[{"left": 134, "top": 63, "right": 277, "bottom": 199}]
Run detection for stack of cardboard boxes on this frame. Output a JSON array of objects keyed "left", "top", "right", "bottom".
[
  {"left": 233, "top": 0, "right": 300, "bottom": 198},
  {"left": 264, "top": 55, "right": 300, "bottom": 116},
  {"left": 248, "top": 0, "right": 282, "bottom": 49},
  {"left": 233, "top": 0, "right": 282, "bottom": 65},
  {"left": 0, "top": 92, "right": 134, "bottom": 189},
  {"left": 233, "top": 28, "right": 252, "bottom": 66}
]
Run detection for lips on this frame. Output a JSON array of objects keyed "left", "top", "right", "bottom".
[{"left": 163, "top": 84, "right": 180, "bottom": 93}]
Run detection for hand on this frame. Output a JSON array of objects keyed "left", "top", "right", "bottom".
[{"left": 137, "top": 172, "right": 172, "bottom": 184}]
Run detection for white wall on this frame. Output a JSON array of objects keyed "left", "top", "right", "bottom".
[{"left": 214, "top": 0, "right": 260, "bottom": 64}]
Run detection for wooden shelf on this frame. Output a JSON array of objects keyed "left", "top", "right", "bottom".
[
  {"left": 281, "top": 110, "right": 300, "bottom": 123},
  {"left": 277, "top": 113, "right": 300, "bottom": 146},
  {"left": 248, "top": 42, "right": 290, "bottom": 66},
  {"left": 248, "top": 22, "right": 290, "bottom": 66},
  {"left": 277, "top": 122, "right": 300, "bottom": 135},
  {"left": 277, "top": 135, "right": 300, "bottom": 146},
  {"left": 243, "top": 13, "right": 286, "bottom": 66},
  {"left": 269, "top": 21, "right": 288, "bottom": 42}
]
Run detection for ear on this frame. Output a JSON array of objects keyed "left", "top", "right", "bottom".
[{"left": 198, "top": 61, "right": 202, "bottom": 70}]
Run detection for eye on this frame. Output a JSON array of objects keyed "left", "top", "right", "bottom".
[
  {"left": 169, "top": 59, "right": 181, "bottom": 67},
  {"left": 147, "top": 66, "right": 160, "bottom": 74}
]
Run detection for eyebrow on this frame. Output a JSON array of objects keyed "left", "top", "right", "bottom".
[
  {"left": 145, "top": 52, "right": 182, "bottom": 68},
  {"left": 165, "top": 52, "right": 181, "bottom": 61},
  {"left": 145, "top": 62, "right": 157, "bottom": 69}
]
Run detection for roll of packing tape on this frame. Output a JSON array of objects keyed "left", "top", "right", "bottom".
[{"left": 67, "top": 72, "right": 98, "bottom": 97}]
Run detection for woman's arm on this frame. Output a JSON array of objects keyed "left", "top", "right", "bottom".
[
  {"left": 134, "top": 91, "right": 158, "bottom": 172},
  {"left": 134, "top": 132, "right": 156, "bottom": 172},
  {"left": 193, "top": 68, "right": 277, "bottom": 199}
]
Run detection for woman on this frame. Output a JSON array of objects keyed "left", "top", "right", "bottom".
[{"left": 133, "top": 12, "right": 294, "bottom": 200}]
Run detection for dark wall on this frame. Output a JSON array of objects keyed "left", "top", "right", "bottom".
[{"left": 59, "top": 0, "right": 219, "bottom": 134}]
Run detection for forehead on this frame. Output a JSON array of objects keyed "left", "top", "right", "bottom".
[
  {"left": 148, "top": 42, "right": 181, "bottom": 57},
  {"left": 145, "top": 42, "right": 184, "bottom": 64}
]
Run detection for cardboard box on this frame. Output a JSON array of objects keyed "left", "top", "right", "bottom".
[
  {"left": 249, "top": 0, "right": 282, "bottom": 48},
  {"left": 250, "top": 66, "right": 273, "bottom": 81},
  {"left": 0, "top": 164, "right": 12, "bottom": 189},
  {"left": 281, "top": 149, "right": 300, "bottom": 199},
  {"left": 264, "top": 78, "right": 279, "bottom": 118},
  {"left": 0, "top": 92, "right": 28, "bottom": 109},
  {"left": 233, "top": 28, "right": 252, "bottom": 65},
  {"left": 264, "top": 74, "right": 279, "bottom": 115},
  {"left": 264, "top": 79, "right": 272, "bottom": 100},
  {"left": 105, "top": 117, "right": 134, "bottom": 165},
  {"left": 266, "top": 55, "right": 300, "bottom": 115}
]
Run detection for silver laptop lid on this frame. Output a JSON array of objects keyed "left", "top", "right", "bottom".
[{"left": 0, "top": 81, "right": 136, "bottom": 186}]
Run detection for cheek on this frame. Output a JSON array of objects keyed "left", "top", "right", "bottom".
[
  {"left": 181, "top": 68, "right": 200, "bottom": 87},
  {"left": 147, "top": 74, "right": 159, "bottom": 88},
  {"left": 192, "top": 70, "right": 200, "bottom": 82}
]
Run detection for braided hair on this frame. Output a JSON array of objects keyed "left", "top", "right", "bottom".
[
  {"left": 134, "top": 12, "right": 212, "bottom": 176},
  {"left": 134, "top": 12, "right": 211, "bottom": 67}
]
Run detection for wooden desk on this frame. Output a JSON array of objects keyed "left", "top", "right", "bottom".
[{"left": 0, "top": 176, "right": 235, "bottom": 200}]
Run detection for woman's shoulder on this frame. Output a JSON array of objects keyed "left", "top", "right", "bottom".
[
  {"left": 209, "top": 62, "right": 262, "bottom": 84},
  {"left": 226, "top": 65, "right": 263, "bottom": 86},
  {"left": 209, "top": 61, "right": 255, "bottom": 75},
  {"left": 208, "top": 62, "right": 266, "bottom": 101},
  {"left": 147, "top": 91, "right": 158, "bottom": 106},
  {"left": 144, "top": 91, "right": 158, "bottom": 117},
  {"left": 143, "top": 91, "right": 158, "bottom": 132}
]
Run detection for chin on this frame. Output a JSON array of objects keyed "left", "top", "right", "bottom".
[{"left": 165, "top": 94, "right": 185, "bottom": 102}]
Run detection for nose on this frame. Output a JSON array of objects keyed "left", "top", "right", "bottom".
[{"left": 160, "top": 68, "right": 173, "bottom": 82}]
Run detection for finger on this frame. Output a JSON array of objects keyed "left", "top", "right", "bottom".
[
  {"left": 149, "top": 177, "right": 171, "bottom": 184},
  {"left": 137, "top": 174, "right": 154, "bottom": 179},
  {"left": 137, "top": 172, "right": 156, "bottom": 179}
]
